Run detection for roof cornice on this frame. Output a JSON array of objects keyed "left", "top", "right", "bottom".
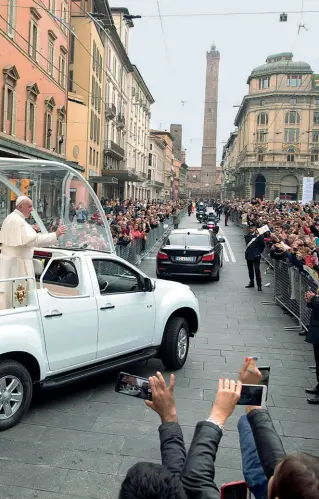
[
  {"left": 234, "top": 90, "right": 319, "bottom": 125},
  {"left": 132, "top": 65, "right": 155, "bottom": 104}
]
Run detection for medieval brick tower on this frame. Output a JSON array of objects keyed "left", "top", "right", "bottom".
[{"left": 201, "top": 45, "right": 220, "bottom": 198}]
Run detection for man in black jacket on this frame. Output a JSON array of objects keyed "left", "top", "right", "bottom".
[
  {"left": 305, "top": 291, "right": 319, "bottom": 404},
  {"left": 119, "top": 372, "right": 242, "bottom": 499},
  {"left": 244, "top": 224, "right": 265, "bottom": 291}
]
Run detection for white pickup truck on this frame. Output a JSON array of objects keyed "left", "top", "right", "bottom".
[{"left": 0, "top": 159, "right": 199, "bottom": 431}]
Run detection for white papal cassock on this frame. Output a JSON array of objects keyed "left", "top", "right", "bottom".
[{"left": 0, "top": 210, "right": 57, "bottom": 308}]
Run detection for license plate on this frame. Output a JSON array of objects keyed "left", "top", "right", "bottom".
[{"left": 176, "top": 256, "right": 196, "bottom": 262}]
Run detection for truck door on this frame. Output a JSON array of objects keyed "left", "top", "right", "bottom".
[{"left": 36, "top": 256, "right": 98, "bottom": 371}]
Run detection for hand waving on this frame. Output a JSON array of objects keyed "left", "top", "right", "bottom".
[
  {"left": 239, "top": 357, "right": 262, "bottom": 385},
  {"left": 210, "top": 378, "right": 242, "bottom": 425},
  {"left": 56, "top": 225, "right": 67, "bottom": 238},
  {"left": 145, "top": 372, "right": 177, "bottom": 424}
]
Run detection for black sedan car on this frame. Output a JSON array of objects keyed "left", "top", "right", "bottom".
[{"left": 156, "top": 229, "right": 225, "bottom": 281}]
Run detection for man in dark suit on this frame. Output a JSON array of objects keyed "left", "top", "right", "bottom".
[
  {"left": 305, "top": 291, "right": 319, "bottom": 404},
  {"left": 244, "top": 223, "right": 265, "bottom": 291}
]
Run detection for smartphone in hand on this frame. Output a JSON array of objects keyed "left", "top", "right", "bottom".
[
  {"left": 237, "top": 384, "right": 267, "bottom": 407},
  {"left": 258, "top": 366, "right": 270, "bottom": 400},
  {"left": 220, "top": 481, "right": 248, "bottom": 499},
  {"left": 115, "top": 372, "right": 152, "bottom": 401}
]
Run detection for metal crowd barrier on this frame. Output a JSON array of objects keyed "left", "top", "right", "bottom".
[
  {"left": 115, "top": 219, "right": 171, "bottom": 265},
  {"left": 114, "top": 208, "right": 187, "bottom": 266},
  {"left": 230, "top": 210, "right": 316, "bottom": 332}
]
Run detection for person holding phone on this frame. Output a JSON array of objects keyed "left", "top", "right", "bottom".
[
  {"left": 119, "top": 372, "right": 242, "bottom": 499},
  {"left": 237, "top": 358, "right": 268, "bottom": 499},
  {"left": 305, "top": 290, "right": 319, "bottom": 404}
]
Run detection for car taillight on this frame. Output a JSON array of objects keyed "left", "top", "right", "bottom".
[
  {"left": 202, "top": 252, "right": 215, "bottom": 261},
  {"left": 158, "top": 251, "right": 168, "bottom": 260}
]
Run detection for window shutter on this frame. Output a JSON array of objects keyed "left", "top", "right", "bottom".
[
  {"left": 28, "top": 21, "right": 33, "bottom": 56},
  {"left": 59, "top": 55, "right": 62, "bottom": 86},
  {"left": 52, "top": 45, "right": 55, "bottom": 79},
  {"left": 33, "top": 103, "right": 37, "bottom": 144},
  {"left": 97, "top": 118, "right": 100, "bottom": 145},
  {"left": 61, "top": 122, "right": 66, "bottom": 154},
  {"left": 25, "top": 100, "right": 30, "bottom": 141},
  {"left": 2, "top": 86, "right": 8, "bottom": 133},
  {"left": 11, "top": 90, "right": 17, "bottom": 136},
  {"left": 44, "top": 112, "right": 48, "bottom": 148},
  {"left": 35, "top": 26, "right": 39, "bottom": 62},
  {"left": 50, "top": 114, "right": 53, "bottom": 150}
]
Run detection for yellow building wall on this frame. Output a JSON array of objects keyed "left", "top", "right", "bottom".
[{"left": 66, "top": 98, "right": 89, "bottom": 175}]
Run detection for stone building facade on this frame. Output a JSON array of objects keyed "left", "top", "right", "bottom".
[
  {"left": 187, "top": 166, "right": 201, "bottom": 197},
  {"left": 222, "top": 53, "right": 319, "bottom": 201}
]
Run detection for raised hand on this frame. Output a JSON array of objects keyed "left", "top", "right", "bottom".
[{"left": 145, "top": 372, "right": 177, "bottom": 424}]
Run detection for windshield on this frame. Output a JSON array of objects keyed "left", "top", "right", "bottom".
[
  {"left": 0, "top": 158, "right": 114, "bottom": 252},
  {"left": 167, "top": 233, "right": 210, "bottom": 247}
]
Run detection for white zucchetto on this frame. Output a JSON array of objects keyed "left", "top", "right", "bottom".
[{"left": 15, "top": 196, "right": 30, "bottom": 207}]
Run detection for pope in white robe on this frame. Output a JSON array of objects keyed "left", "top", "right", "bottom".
[{"left": 0, "top": 196, "right": 66, "bottom": 308}]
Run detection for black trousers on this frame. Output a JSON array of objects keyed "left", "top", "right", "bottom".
[
  {"left": 314, "top": 344, "right": 319, "bottom": 384},
  {"left": 246, "top": 257, "right": 262, "bottom": 286}
]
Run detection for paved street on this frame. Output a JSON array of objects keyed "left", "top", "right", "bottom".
[{"left": 0, "top": 213, "right": 318, "bottom": 499}]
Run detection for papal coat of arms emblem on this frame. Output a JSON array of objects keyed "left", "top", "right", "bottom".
[{"left": 14, "top": 283, "right": 27, "bottom": 306}]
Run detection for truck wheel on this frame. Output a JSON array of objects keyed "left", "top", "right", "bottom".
[
  {"left": 161, "top": 317, "right": 189, "bottom": 370},
  {"left": 0, "top": 360, "right": 33, "bottom": 431}
]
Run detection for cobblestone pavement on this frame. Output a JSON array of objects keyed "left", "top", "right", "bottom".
[{"left": 0, "top": 213, "right": 318, "bottom": 499}]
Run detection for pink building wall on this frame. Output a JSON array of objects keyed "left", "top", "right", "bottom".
[{"left": 0, "top": 0, "right": 69, "bottom": 155}]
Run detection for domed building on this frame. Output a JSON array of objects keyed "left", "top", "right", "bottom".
[{"left": 222, "top": 53, "right": 319, "bottom": 200}]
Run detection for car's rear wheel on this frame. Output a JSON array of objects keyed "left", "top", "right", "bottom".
[
  {"left": 0, "top": 360, "right": 33, "bottom": 431},
  {"left": 210, "top": 268, "right": 220, "bottom": 281},
  {"left": 161, "top": 317, "right": 189, "bottom": 370}
]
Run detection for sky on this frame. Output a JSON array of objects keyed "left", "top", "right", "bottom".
[{"left": 110, "top": 0, "right": 319, "bottom": 166}]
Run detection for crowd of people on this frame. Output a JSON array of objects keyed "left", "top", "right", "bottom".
[
  {"left": 120, "top": 358, "right": 319, "bottom": 499},
  {"left": 224, "top": 198, "right": 319, "bottom": 405},
  {"left": 228, "top": 199, "right": 319, "bottom": 275},
  {"left": 53, "top": 199, "right": 185, "bottom": 251}
]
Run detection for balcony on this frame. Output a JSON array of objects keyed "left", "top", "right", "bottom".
[
  {"left": 105, "top": 104, "right": 116, "bottom": 120},
  {"left": 116, "top": 114, "right": 125, "bottom": 129},
  {"left": 104, "top": 140, "right": 125, "bottom": 160}
]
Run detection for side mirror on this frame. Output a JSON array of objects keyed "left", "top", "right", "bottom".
[
  {"left": 219, "top": 237, "right": 226, "bottom": 243},
  {"left": 143, "top": 277, "right": 154, "bottom": 292}
]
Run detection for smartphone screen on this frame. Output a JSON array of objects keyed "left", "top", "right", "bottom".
[
  {"left": 115, "top": 372, "right": 152, "bottom": 400},
  {"left": 221, "top": 481, "right": 248, "bottom": 499},
  {"left": 258, "top": 367, "right": 270, "bottom": 400},
  {"left": 237, "top": 384, "right": 266, "bottom": 406}
]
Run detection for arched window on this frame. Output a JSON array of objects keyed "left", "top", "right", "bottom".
[
  {"left": 285, "top": 111, "right": 300, "bottom": 125},
  {"left": 257, "top": 112, "right": 268, "bottom": 125},
  {"left": 287, "top": 147, "right": 295, "bottom": 162},
  {"left": 255, "top": 174, "right": 266, "bottom": 199},
  {"left": 280, "top": 175, "right": 298, "bottom": 201},
  {"left": 311, "top": 149, "right": 319, "bottom": 163}
]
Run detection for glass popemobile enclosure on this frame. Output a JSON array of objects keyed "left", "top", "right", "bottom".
[{"left": 0, "top": 158, "right": 115, "bottom": 253}]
